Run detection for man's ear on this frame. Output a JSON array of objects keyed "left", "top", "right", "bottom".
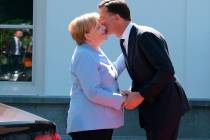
[{"left": 114, "top": 14, "right": 121, "bottom": 21}]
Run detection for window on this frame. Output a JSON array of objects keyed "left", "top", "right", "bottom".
[
  {"left": 0, "top": 0, "right": 45, "bottom": 95},
  {"left": 0, "top": 0, "right": 33, "bottom": 82}
]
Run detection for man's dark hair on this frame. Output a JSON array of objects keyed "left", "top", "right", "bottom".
[{"left": 98, "top": 0, "right": 131, "bottom": 21}]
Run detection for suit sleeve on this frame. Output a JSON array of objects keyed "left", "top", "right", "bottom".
[
  {"left": 8, "top": 39, "right": 13, "bottom": 54},
  {"left": 138, "top": 32, "right": 175, "bottom": 102},
  {"left": 73, "top": 50, "right": 124, "bottom": 110}
]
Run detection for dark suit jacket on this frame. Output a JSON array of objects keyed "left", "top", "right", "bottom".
[
  {"left": 8, "top": 37, "right": 23, "bottom": 55},
  {"left": 123, "top": 24, "right": 190, "bottom": 130}
]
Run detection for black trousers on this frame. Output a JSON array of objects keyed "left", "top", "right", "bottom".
[
  {"left": 145, "top": 118, "right": 181, "bottom": 140},
  {"left": 69, "top": 129, "right": 113, "bottom": 140},
  {"left": 9, "top": 55, "right": 23, "bottom": 71}
]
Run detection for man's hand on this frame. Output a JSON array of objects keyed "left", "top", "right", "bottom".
[{"left": 121, "top": 90, "right": 144, "bottom": 110}]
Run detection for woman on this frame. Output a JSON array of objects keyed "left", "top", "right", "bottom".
[{"left": 66, "top": 12, "right": 126, "bottom": 140}]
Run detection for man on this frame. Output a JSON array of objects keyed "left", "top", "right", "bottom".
[
  {"left": 8, "top": 30, "right": 23, "bottom": 71},
  {"left": 98, "top": 0, "right": 190, "bottom": 140}
]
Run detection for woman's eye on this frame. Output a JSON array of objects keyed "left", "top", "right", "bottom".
[{"left": 96, "top": 26, "right": 101, "bottom": 31}]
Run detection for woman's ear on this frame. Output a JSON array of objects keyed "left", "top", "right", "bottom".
[{"left": 84, "top": 32, "right": 91, "bottom": 41}]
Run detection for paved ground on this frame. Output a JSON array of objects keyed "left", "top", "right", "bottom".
[{"left": 62, "top": 135, "right": 210, "bottom": 140}]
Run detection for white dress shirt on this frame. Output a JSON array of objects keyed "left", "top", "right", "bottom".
[
  {"left": 120, "top": 22, "right": 134, "bottom": 54},
  {"left": 14, "top": 36, "right": 20, "bottom": 55},
  {"left": 114, "top": 22, "right": 134, "bottom": 74}
]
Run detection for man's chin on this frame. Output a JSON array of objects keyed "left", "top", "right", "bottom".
[
  {"left": 105, "top": 29, "right": 111, "bottom": 35},
  {"left": 103, "top": 35, "right": 108, "bottom": 40},
  {"left": 106, "top": 30, "right": 117, "bottom": 36},
  {"left": 106, "top": 31, "right": 113, "bottom": 36}
]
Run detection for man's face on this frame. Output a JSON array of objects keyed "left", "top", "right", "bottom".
[
  {"left": 15, "top": 31, "right": 23, "bottom": 38},
  {"left": 98, "top": 7, "right": 116, "bottom": 35}
]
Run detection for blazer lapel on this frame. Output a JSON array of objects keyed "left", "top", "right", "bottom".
[{"left": 126, "top": 25, "right": 138, "bottom": 80}]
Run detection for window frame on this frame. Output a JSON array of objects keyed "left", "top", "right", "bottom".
[{"left": 0, "top": 0, "right": 46, "bottom": 95}]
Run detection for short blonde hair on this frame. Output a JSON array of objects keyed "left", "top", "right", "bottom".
[{"left": 68, "top": 12, "right": 99, "bottom": 45}]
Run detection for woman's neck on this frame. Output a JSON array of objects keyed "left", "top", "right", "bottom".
[{"left": 86, "top": 40, "right": 100, "bottom": 50}]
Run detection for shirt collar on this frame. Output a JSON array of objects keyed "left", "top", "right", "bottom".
[
  {"left": 121, "top": 22, "right": 134, "bottom": 41},
  {"left": 14, "top": 36, "right": 19, "bottom": 41}
]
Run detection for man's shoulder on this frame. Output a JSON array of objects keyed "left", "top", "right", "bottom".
[
  {"left": 8, "top": 37, "right": 15, "bottom": 45},
  {"left": 133, "top": 24, "right": 164, "bottom": 39},
  {"left": 134, "top": 24, "right": 158, "bottom": 33},
  {"left": 8, "top": 37, "right": 14, "bottom": 41}
]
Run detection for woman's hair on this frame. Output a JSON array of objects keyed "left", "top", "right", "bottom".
[{"left": 68, "top": 12, "right": 99, "bottom": 45}]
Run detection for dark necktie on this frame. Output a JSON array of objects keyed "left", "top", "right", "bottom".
[
  {"left": 120, "top": 39, "right": 129, "bottom": 68},
  {"left": 18, "top": 39, "right": 21, "bottom": 49},
  {"left": 120, "top": 39, "right": 127, "bottom": 58}
]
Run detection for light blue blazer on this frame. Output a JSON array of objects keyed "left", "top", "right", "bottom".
[{"left": 66, "top": 44, "right": 125, "bottom": 133}]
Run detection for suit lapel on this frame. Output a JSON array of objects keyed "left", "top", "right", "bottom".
[{"left": 126, "top": 25, "right": 138, "bottom": 80}]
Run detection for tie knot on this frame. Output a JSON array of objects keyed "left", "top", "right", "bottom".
[
  {"left": 120, "top": 39, "right": 125, "bottom": 43},
  {"left": 120, "top": 39, "right": 125, "bottom": 46}
]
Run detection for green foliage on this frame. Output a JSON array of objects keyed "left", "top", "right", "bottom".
[
  {"left": 0, "top": 54, "right": 8, "bottom": 65},
  {"left": 22, "top": 37, "right": 31, "bottom": 46},
  {"left": 0, "top": 29, "right": 16, "bottom": 49},
  {"left": 0, "top": 18, "right": 32, "bottom": 25}
]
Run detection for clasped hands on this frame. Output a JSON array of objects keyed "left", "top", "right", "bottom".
[{"left": 121, "top": 90, "right": 144, "bottom": 110}]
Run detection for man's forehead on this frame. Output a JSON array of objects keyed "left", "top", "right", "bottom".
[
  {"left": 100, "top": 8, "right": 114, "bottom": 18},
  {"left": 99, "top": 6, "right": 109, "bottom": 13}
]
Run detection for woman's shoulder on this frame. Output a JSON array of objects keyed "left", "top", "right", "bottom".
[
  {"left": 75, "top": 44, "right": 95, "bottom": 57},
  {"left": 72, "top": 44, "right": 98, "bottom": 63}
]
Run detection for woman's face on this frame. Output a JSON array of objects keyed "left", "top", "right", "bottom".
[{"left": 87, "top": 21, "right": 107, "bottom": 45}]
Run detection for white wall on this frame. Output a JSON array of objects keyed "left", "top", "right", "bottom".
[
  {"left": 43, "top": 0, "right": 210, "bottom": 99},
  {"left": 185, "top": 0, "right": 210, "bottom": 99}
]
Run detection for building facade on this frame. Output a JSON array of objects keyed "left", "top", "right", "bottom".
[{"left": 0, "top": 0, "right": 210, "bottom": 139}]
